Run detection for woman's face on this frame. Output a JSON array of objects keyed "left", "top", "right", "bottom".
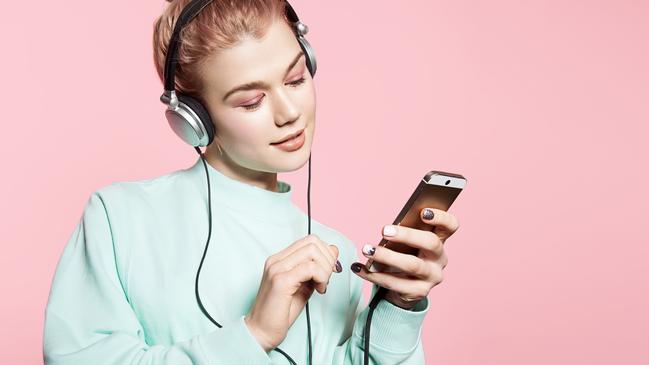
[{"left": 197, "top": 18, "right": 316, "bottom": 175}]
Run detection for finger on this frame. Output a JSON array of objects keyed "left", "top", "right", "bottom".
[
  {"left": 361, "top": 243, "right": 432, "bottom": 279},
  {"left": 272, "top": 234, "right": 339, "bottom": 271},
  {"left": 276, "top": 260, "right": 330, "bottom": 294},
  {"left": 271, "top": 242, "right": 335, "bottom": 286},
  {"left": 313, "top": 239, "right": 338, "bottom": 269},
  {"left": 419, "top": 208, "right": 460, "bottom": 241},
  {"left": 272, "top": 235, "right": 317, "bottom": 261},
  {"left": 328, "top": 244, "right": 340, "bottom": 264},
  {"left": 313, "top": 239, "right": 339, "bottom": 271},
  {"left": 439, "top": 251, "right": 449, "bottom": 269},
  {"left": 381, "top": 224, "right": 444, "bottom": 256},
  {"left": 351, "top": 262, "right": 434, "bottom": 297}
]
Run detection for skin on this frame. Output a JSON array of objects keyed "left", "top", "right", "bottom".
[
  {"left": 356, "top": 209, "right": 460, "bottom": 310},
  {"left": 193, "top": 17, "right": 461, "bottom": 352},
  {"left": 196, "top": 16, "right": 316, "bottom": 192}
]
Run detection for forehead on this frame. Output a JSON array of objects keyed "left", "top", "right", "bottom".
[{"left": 198, "top": 19, "right": 302, "bottom": 94}]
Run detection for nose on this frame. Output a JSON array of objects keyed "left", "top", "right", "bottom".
[{"left": 273, "top": 88, "right": 301, "bottom": 126}]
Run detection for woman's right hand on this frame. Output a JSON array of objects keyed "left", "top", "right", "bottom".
[{"left": 244, "top": 234, "right": 342, "bottom": 352}]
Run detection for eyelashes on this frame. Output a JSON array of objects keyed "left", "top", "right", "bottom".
[
  {"left": 289, "top": 76, "right": 307, "bottom": 87},
  {"left": 241, "top": 76, "right": 307, "bottom": 111}
]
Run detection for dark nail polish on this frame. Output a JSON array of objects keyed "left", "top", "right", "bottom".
[
  {"left": 423, "top": 208, "right": 434, "bottom": 220},
  {"left": 335, "top": 260, "right": 342, "bottom": 273},
  {"left": 351, "top": 262, "right": 362, "bottom": 273}
]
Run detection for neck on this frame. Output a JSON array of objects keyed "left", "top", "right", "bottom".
[{"left": 203, "top": 145, "right": 280, "bottom": 193}]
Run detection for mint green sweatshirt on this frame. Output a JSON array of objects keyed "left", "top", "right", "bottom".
[{"left": 44, "top": 156, "right": 430, "bottom": 364}]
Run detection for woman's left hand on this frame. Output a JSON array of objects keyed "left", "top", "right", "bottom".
[{"left": 350, "top": 207, "right": 460, "bottom": 310}]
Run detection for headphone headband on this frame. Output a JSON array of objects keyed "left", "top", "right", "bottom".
[
  {"left": 163, "top": 0, "right": 213, "bottom": 93},
  {"left": 162, "top": 0, "right": 304, "bottom": 95}
]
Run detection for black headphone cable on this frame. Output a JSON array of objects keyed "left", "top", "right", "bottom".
[
  {"left": 363, "top": 286, "right": 387, "bottom": 365},
  {"left": 192, "top": 146, "right": 309, "bottom": 365}
]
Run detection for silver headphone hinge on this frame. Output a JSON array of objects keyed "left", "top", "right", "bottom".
[
  {"left": 160, "top": 90, "right": 179, "bottom": 109},
  {"left": 294, "top": 21, "right": 308, "bottom": 36}
]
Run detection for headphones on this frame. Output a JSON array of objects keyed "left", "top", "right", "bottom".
[
  {"left": 159, "top": 2, "right": 319, "bottom": 364},
  {"left": 159, "top": 0, "right": 317, "bottom": 148},
  {"left": 159, "top": 2, "right": 387, "bottom": 365}
]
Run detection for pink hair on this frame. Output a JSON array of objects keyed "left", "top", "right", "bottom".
[{"left": 152, "top": 0, "right": 291, "bottom": 102}]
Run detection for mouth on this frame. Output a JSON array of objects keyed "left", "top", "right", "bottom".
[
  {"left": 270, "top": 127, "right": 306, "bottom": 152},
  {"left": 270, "top": 128, "right": 305, "bottom": 145}
]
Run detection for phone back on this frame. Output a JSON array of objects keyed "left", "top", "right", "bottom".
[{"left": 367, "top": 171, "right": 465, "bottom": 273}]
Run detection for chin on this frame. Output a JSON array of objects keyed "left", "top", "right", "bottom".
[
  {"left": 266, "top": 126, "right": 314, "bottom": 172},
  {"left": 269, "top": 146, "right": 312, "bottom": 173}
]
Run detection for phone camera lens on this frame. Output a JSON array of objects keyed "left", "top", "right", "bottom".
[{"left": 445, "top": 179, "right": 451, "bottom": 185}]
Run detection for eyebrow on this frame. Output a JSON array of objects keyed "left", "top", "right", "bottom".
[{"left": 222, "top": 52, "right": 305, "bottom": 102}]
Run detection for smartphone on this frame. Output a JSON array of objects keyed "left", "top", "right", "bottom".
[{"left": 365, "top": 170, "right": 466, "bottom": 273}]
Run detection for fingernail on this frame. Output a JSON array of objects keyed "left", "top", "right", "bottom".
[
  {"left": 335, "top": 260, "right": 342, "bottom": 273},
  {"left": 423, "top": 208, "right": 434, "bottom": 220},
  {"left": 383, "top": 225, "right": 397, "bottom": 236},
  {"left": 351, "top": 262, "right": 362, "bottom": 273},
  {"left": 362, "top": 244, "right": 376, "bottom": 256}
]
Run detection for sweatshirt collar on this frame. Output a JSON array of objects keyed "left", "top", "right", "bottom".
[{"left": 189, "top": 156, "right": 298, "bottom": 223}]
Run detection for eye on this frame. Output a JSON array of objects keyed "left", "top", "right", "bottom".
[
  {"left": 242, "top": 98, "right": 263, "bottom": 111},
  {"left": 288, "top": 76, "right": 306, "bottom": 87},
  {"left": 240, "top": 76, "right": 307, "bottom": 111}
]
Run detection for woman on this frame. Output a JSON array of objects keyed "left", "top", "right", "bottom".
[{"left": 43, "top": 1, "right": 460, "bottom": 364}]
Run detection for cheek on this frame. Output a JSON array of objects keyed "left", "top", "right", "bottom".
[
  {"left": 300, "top": 81, "right": 317, "bottom": 112},
  {"left": 218, "top": 112, "right": 271, "bottom": 152}
]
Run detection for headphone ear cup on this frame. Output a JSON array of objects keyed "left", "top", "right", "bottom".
[
  {"left": 164, "top": 93, "right": 215, "bottom": 147},
  {"left": 177, "top": 94, "right": 215, "bottom": 145}
]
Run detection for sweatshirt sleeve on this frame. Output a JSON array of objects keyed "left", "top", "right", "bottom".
[
  {"left": 43, "top": 192, "right": 273, "bottom": 365},
  {"left": 330, "top": 242, "right": 429, "bottom": 364}
]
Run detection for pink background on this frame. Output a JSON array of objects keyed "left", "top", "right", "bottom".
[{"left": 1, "top": 0, "right": 647, "bottom": 363}]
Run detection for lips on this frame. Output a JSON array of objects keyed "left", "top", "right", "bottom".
[
  {"left": 271, "top": 128, "right": 305, "bottom": 145},
  {"left": 270, "top": 128, "right": 306, "bottom": 152}
]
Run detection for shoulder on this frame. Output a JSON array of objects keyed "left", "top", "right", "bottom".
[
  {"left": 89, "top": 163, "right": 198, "bottom": 214},
  {"left": 75, "top": 163, "right": 201, "bottom": 252}
]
